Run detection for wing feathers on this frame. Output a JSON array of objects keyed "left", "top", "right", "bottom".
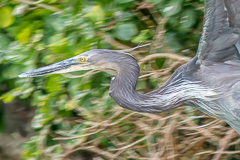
[
  {"left": 197, "top": 0, "right": 240, "bottom": 62},
  {"left": 225, "top": 0, "right": 240, "bottom": 28},
  {"left": 210, "top": 33, "right": 238, "bottom": 52}
]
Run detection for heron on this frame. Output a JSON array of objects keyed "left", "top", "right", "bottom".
[{"left": 19, "top": 0, "right": 240, "bottom": 134}]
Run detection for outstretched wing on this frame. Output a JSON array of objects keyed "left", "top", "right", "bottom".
[{"left": 197, "top": 0, "right": 240, "bottom": 62}]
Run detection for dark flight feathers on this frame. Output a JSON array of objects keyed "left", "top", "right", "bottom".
[{"left": 197, "top": 0, "right": 240, "bottom": 62}]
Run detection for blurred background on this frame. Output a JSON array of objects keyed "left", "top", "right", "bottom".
[{"left": 0, "top": 0, "right": 240, "bottom": 159}]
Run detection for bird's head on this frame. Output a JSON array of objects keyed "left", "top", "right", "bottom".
[{"left": 18, "top": 49, "right": 138, "bottom": 78}]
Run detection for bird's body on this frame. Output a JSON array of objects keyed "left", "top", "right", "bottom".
[
  {"left": 19, "top": 0, "right": 240, "bottom": 134},
  {"left": 181, "top": 58, "right": 240, "bottom": 133}
]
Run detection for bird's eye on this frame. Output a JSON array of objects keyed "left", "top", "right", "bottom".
[{"left": 80, "top": 57, "right": 85, "bottom": 62}]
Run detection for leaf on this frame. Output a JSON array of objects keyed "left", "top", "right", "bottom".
[
  {"left": 165, "top": 32, "right": 182, "bottom": 52},
  {"left": 47, "top": 33, "right": 69, "bottom": 53},
  {"left": 16, "top": 26, "right": 32, "bottom": 43},
  {"left": 145, "top": 0, "right": 162, "bottom": 5},
  {"left": 155, "top": 58, "right": 166, "bottom": 69},
  {"left": 162, "top": 0, "right": 183, "bottom": 17},
  {"left": 86, "top": 5, "right": 105, "bottom": 23},
  {"left": 49, "top": 14, "right": 69, "bottom": 31},
  {"left": 0, "top": 87, "right": 34, "bottom": 103},
  {"left": 45, "top": 75, "right": 63, "bottom": 93},
  {"left": 132, "top": 29, "right": 150, "bottom": 43},
  {"left": 179, "top": 9, "right": 196, "bottom": 30},
  {"left": 48, "top": 33, "right": 67, "bottom": 47},
  {"left": 117, "top": 11, "right": 134, "bottom": 21},
  {"left": 115, "top": 0, "right": 134, "bottom": 4},
  {"left": 115, "top": 23, "right": 138, "bottom": 41},
  {"left": 21, "top": 136, "right": 41, "bottom": 159},
  {"left": 0, "top": 34, "right": 10, "bottom": 50},
  {"left": 0, "top": 7, "right": 15, "bottom": 28},
  {"left": 64, "top": 100, "right": 78, "bottom": 111},
  {"left": 13, "top": 4, "right": 28, "bottom": 16}
]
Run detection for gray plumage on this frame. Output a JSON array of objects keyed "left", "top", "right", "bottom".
[{"left": 19, "top": 0, "right": 240, "bottom": 134}]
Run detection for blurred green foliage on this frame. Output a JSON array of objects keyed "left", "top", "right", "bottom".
[{"left": 0, "top": 0, "right": 207, "bottom": 159}]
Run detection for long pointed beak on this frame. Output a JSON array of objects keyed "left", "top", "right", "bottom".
[{"left": 18, "top": 58, "right": 80, "bottom": 78}]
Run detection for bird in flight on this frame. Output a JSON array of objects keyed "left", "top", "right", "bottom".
[{"left": 19, "top": 0, "right": 240, "bottom": 134}]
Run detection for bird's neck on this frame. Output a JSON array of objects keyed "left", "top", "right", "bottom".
[{"left": 109, "top": 62, "right": 184, "bottom": 113}]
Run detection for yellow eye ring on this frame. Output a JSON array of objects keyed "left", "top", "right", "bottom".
[{"left": 80, "top": 57, "right": 85, "bottom": 62}]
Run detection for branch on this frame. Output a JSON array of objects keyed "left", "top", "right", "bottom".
[
  {"left": 96, "top": 32, "right": 131, "bottom": 50},
  {"left": 212, "top": 129, "right": 236, "bottom": 160},
  {"left": 140, "top": 53, "right": 191, "bottom": 64},
  {"left": 13, "top": 0, "right": 62, "bottom": 13},
  {"left": 62, "top": 146, "right": 116, "bottom": 159},
  {"left": 54, "top": 128, "right": 105, "bottom": 140}
]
